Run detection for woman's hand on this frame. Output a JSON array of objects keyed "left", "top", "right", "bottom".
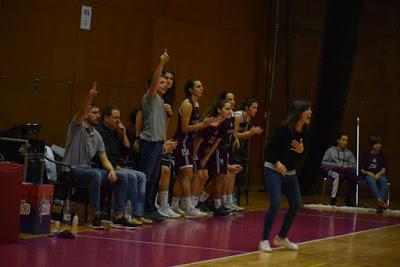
[
  {"left": 275, "top": 161, "right": 287, "bottom": 176},
  {"left": 290, "top": 138, "right": 304, "bottom": 154}
]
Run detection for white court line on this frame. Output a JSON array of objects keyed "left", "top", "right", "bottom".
[
  {"left": 175, "top": 223, "right": 400, "bottom": 266},
  {"left": 77, "top": 234, "right": 246, "bottom": 254},
  {"left": 293, "top": 211, "right": 392, "bottom": 223}
]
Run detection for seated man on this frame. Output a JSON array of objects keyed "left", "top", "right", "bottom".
[
  {"left": 321, "top": 133, "right": 359, "bottom": 206},
  {"left": 361, "top": 136, "right": 388, "bottom": 210},
  {"left": 62, "top": 82, "right": 136, "bottom": 229},
  {"left": 96, "top": 105, "right": 150, "bottom": 225}
]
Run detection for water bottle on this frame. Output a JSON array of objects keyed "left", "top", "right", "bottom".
[
  {"left": 124, "top": 200, "right": 132, "bottom": 221},
  {"left": 63, "top": 198, "right": 71, "bottom": 225},
  {"left": 72, "top": 215, "right": 79, "bottom": 228}
]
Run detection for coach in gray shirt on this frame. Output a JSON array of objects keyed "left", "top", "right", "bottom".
[{"left": 138, "top": 50, "right": 169, "bottom": 221}]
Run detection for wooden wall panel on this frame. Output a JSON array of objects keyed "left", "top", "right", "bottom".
[
  {"left": 0, "top": 0, "right": 77, "bottom": 81},
  {"left": 119, "top": 13, "right": 156, "bottom": 88},
  {"left": 342, "top": 0, "right": 400, "bottom": 194},
  {"left": 266, "top": 0, "right": 326, "bottom": 134},
  {"left": 74, "top": 3, "right": 126, "bottom": 84},
  {"left": 220, "top": 0, "right": 265, "bottom": 31},
  {"left": 165, "top": 0, "right": 220, "bottom": 26},
  {"left": 0, "top": 78, "right": 71, "bottom": 145},
  {"left": 91, "top": 0, "right": 164, "bottom": 15},
  {"left": 289, "top": 38, "right": 322, "bottom": 103}
]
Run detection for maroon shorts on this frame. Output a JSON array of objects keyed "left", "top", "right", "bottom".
[
  {"left": 207, "top": 149, "right": 228, "bottom": 177},
  {"left": 173, "top": 137, "right": 194, "bottom": 170}
]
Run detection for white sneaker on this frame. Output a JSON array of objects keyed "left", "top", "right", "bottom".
[
  {"left": 172, "top": 207, "right": 185, "bottom": 216},
  {"left": 273, "top": 236, "right": 298, "bottom": 250},
  {"left": 159, "top": 206, "right": 182, "bottom": 219},
  {"left": 229, "top": 202, "right": 245, "bottom": 212},
  {"left": 157, "top": 206, "right": 168, "bottom": 217},
  {"left": 223, "top": 203, "right": 235, "bottom": 212},
  {"left": 184, "top": 207, "right": 208, "bottom": 219},
  {"left": 259, "top": 240, "right": 272, "bottom": 252}
]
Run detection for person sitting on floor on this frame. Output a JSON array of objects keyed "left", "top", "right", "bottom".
[
  {"left": 361, "top": 135, "right": 388, "bottom": 210},
  {"left": 321, "top": 133, "right": 359, "bottom": 206}
]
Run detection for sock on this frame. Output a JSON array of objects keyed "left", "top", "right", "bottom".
[
  {"left": 222, "top": 194, "right": 227, "bottom": 204},
  {"left": 199, "top": 191, "right": 210, "bottom": 202},
  {"left": 171, "top": 197, "right": 180, "bottom": 209},
  {"left": 159, "top": 191, "right": 169, "bottom": 209},
  {"left": 214, "top": 199, "right": 222, "bottom": 209},
  {"left": 227, "top": 194, "right": 233, "bottom": 204},
  {"left": 191, "top": 196, "right": 199, "bottom": 207},
  {"left": 184, "top": 197, "right": 193, "bottom": 211}
]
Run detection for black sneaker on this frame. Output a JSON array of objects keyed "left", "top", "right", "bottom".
[
  {"left": 112, "top": 217, "right": 138, "bottom": 230},
  {"left": 330, "top": 197, "right": 336, "bottom": 206},
  {"left": 90, "top": 214, "right": 104, "bottom": 229},
  {"left": 144, "top": 210, "right": 166, "bottom": 222},
  {"left": 214, "top": 206, "right": 231, "bottom": 217},
  {"left": 196, "top": 201, "right": 211, "bottom": 213},
  {"left": 223, "top": 203, "right": 235, "bottom": 213},
  {"left": 222, "top": 204, "right": 233, "bottom": 213}
]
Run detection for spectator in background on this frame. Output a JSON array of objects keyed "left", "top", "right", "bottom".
[
  {"left": 361, "top": 135, "right": 388, "bottom": 210},
  {"left": 321, "top": 133, "right": 358, "bottom": 206}
]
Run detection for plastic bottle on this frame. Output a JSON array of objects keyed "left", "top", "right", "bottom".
[
  {"left": 72, "top": 215, "right": 79, "bottom": 228},
  {"left": 124, "top": 200, "right": 132, "bottom": 221},
  {"left": 62, "top": 198, "right": 71, "bottom": 225}
]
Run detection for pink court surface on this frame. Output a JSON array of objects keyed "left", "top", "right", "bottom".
[{"left": 1, "top": 207, "right": 400, "bottom": 266}]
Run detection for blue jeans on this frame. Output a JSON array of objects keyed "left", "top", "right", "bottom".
[
  {"left": 71, "top": 167, "right": 128, "bottom": 213},
  {"left": 117, "top": 168, "right": 146, "bottom": 217},
  {"left": 364, "top": 175, "right": 387, "bottom": 201},
  {"left": 138, "top": 140, "right": 164, "bottom": 213},
  {"left": 262, "top": 167, "right": 301, "bottom": 240}
]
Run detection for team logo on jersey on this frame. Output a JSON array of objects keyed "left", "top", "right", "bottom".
[{"left": 181, "top": 148, "right": 190, "bottom": 156}]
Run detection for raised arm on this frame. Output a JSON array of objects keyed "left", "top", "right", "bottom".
[
  {"left": 148, "top": 49, "right": 169, "bottom": 98},
  {"left": 73, "top": 82, "right": 98, "bottom": 124}
]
